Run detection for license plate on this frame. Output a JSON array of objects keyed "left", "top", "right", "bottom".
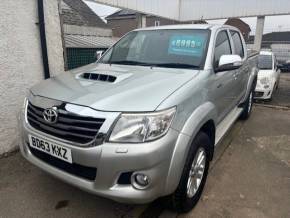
[{"left": 28, "top": 135, "right": 72, "bottom": 163}]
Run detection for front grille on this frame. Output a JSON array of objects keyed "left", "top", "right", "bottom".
[
  {"left": 26, "top": 102, "right": 105, "bottom": 144},
  {"left": 254, "top": 91, "right": 264, "bottom": 97},
  {"left": 28, "top": 144, "right": 97, "bottom": 181}
]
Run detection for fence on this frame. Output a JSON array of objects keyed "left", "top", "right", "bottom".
[{"left": 66, "top": 48, "right": 106, "bottom": 70}]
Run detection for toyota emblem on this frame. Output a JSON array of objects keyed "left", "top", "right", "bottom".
[{"left": 43, "top": 107, "right": 58, "bottom": 124}]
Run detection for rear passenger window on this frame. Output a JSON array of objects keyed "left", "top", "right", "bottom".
[
  {"left": 230, "top": 31, "right": 244, "bottom": 58},
  {"left": 214, "top": 31, "right": 232, "bottom": 68}
]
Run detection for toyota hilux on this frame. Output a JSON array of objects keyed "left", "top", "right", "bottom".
[{"left": 19, "top": 24, "right": 258, "bottom": 212}]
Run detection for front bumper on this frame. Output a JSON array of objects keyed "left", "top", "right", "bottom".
[
  {"left": 254, "top": 89, "right": 272, "bottom": 99},
  {"left": 254, "top": 84, "right": 273, "bottom": 100},
  {"left": 18, "top": 111, "right": 190, "bottom": 204}
]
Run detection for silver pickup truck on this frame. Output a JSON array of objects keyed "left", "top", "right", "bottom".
[{"left": 19, "top": 24, "right": 258, "bottom": 212}]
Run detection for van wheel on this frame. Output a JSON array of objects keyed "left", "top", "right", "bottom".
[
  {"left": 169, "top": 132, "right": 210, "bottom": 213},
  {"left": 240, "top": 89, "right": 253, "bottom": 120}
]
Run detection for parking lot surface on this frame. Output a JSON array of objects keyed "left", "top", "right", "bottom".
[{"left": 1, "top": 74, "right": 290, "bottom": 218}]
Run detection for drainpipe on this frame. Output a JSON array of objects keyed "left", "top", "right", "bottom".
[
  {"left": 58, "top": 0, "right": 68, "bottom": 71},
  {"left": 37, "top": 0, "right": 50, "bottom": 79}
]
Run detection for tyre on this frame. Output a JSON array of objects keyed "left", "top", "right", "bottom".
[
  {"left": 169, "top": 132, "right": 210, "bottom": 213},
  {"left": 240, "top": 89, "right": 254, "bottom": 120}
]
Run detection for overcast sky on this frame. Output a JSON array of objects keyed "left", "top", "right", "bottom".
[{"left": 84, "top": 1, "right": 290, "bottom": 35}]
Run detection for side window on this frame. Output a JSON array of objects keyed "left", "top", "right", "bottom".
[
  {"left": 230, "top": 31, "right": 244, "bottom": 58},
  {"left": 214, "top": 31, "right": 232, "bottom": 68}
]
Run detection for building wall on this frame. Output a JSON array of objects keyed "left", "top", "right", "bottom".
[
  {"left": 107, "top": 16, "right": 189, "bottom": 37},
  {"left": 107, "top": 18, "right": 137, "bottom": 37},
  {"left": 0, "top": 0, "right": 64, "bottom": 154},
  {"left": 271, "top": 44, "right": 290, "bottom": 63},
  {"left": 63, "top": 24, "right": 113, "bottom": 37},
  {"left": 146, "top": 17, "right": 182, "bottom": 27}
]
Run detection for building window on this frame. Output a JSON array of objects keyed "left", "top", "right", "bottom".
[{"left": 155, "top": 20, "right": 160, "bottom": 26}]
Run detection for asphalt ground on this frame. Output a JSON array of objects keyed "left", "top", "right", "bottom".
[{"left": 1, "top": 73, "right": 290, "bottom": 218}]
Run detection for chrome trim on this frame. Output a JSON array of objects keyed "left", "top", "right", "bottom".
[
  {"left": 131, "top": 172, "right": 151, "bottom": 190},
  {"left": 25, "top": 95, "right": 121, "bottom": 147},
  {"left": 43, "top": 107, "right": 58, "bottom": 124}
]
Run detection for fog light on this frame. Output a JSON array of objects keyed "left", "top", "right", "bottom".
[{"left": 131, "top": 173, "right": 150, "bottom": 189}]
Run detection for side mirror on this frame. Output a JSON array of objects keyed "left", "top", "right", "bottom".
[
  {"left": 215, "top": 55, "right": 242, "bottom": 72},
  {"left": 95, "top": 51, "right": 103, "bottom": 60}
]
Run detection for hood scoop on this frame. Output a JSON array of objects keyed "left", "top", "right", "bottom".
[{"left": 81, "top": 72, "right": 117, "bottom": 83}]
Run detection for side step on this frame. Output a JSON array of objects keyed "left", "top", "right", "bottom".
[{"left": 215, "top": 107, "right": 243, "bottom": 146}]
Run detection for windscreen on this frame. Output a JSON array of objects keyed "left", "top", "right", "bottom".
[
  {"left": 99, "top": 29, "right": 210, "bottom": 69},
  {"left": 258, "top": 55, "right": 273, "bottom": 70}
]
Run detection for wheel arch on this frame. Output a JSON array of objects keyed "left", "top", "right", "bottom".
[
  {"left": 164, "top": 102, "right": 217, "bottom": 195},
  {"left": 199, "top": 120, "right": 215, "bottom": 161},
  {"left": 240, "top": 66, "right": 258, "bottom": 106}
]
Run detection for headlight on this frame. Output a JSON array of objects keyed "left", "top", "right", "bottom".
[
  {"left": 259, "top": 77, "right": 270, "bottom": 85},
  {"left": 109, "top": 107, "right": 176, "bottom": 143}
]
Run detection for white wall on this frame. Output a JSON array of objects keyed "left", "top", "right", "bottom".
[{"left": 0, "top": 0, "right": 64, "bottom": 154}]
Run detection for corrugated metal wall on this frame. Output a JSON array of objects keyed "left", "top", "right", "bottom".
[
  {"left": 94, "top": 0, "right": 179, "bottom": 20},
  {"left": 271, "top": 44, "right": 290, "bottom": 63},
  {"left": 95, "top": 0, "right": 290, "bottom": 21},
  {"left": 180, "top": 0, "right": 290, "bottom": 20}
]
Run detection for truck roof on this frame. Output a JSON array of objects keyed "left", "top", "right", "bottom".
[
  {"left": 135, "top": 24, "right": 237, "bottom": 31},
  {"left": 260, "top": 50, "right": 273, "bottom": 56}
]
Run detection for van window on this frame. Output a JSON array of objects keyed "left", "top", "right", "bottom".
[
  {"left": 230, "top": 31, "right": 244, "bottom": 58},
  {"left": 214, "top": 31, "right": 232, "bottom": 68}
]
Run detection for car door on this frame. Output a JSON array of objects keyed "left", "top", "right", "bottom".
[
  {"left": 210, "top": 30, "right": 237, "bottom": 123},
  {"left": 229, "top": 30, "right": 248, "bottom": 103}
]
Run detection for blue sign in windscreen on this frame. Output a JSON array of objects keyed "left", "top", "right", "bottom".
[{"left": 168, "top": 34, "right": 207, "bottom": 57}]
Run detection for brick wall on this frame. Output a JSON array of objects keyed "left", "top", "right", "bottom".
[{"left": 107, "top": 16, "right": 190, "bottom": 37}]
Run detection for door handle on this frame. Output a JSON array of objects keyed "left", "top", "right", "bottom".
[
  {"left": 233, "top": 72, "right": 239, "bottom": 80},
  {"left": 217, "top": 83, "right": 223, "bottom": 88}
]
